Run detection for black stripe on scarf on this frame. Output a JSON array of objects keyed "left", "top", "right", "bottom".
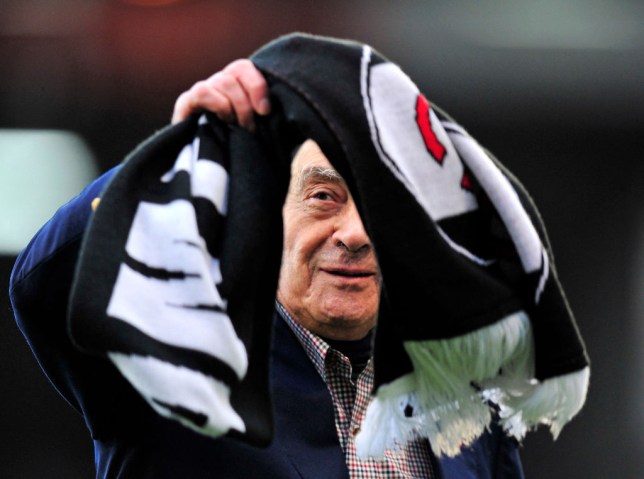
[{"left": 104, "top": 317, "right": 241, "bottom": 388}]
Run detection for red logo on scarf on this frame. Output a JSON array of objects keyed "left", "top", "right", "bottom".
[
  {"left": 415, "top": 95, "right": 446, "bottom": 164},
  {"left": 416, "top": 94, "right": 473, "bottom": 191}
]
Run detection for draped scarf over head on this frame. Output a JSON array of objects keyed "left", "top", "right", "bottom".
[{"left": 69, "top": 33, "right": 590, "bottom": 457}]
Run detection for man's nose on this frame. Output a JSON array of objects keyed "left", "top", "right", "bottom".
[{"left": 333, "top": 201, "right": 371, "bottom": 253}]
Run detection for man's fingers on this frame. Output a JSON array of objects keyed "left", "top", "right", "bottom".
[
  {"left": 171, "top": 90, "right": 196, "bottom": 124},
  {"left": 171, "top": 80, "right": 235, "bottom": 124},
  {"left": 171, "top": 58, "right": 270, "bottom": 129},
  {"left": 208, "top": 71, "right": 256, "bottom": 130},
  {"left": 223, "top": 59, "right": 271, "bottom": 116}
]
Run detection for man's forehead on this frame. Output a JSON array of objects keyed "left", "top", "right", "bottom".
[{"left": 292, "top": 139, "right": 335, "bottom": 175}]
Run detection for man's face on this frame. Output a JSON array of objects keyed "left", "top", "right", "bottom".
[{"left": 277, "top": 140, "right": 380, "bottom": 340}]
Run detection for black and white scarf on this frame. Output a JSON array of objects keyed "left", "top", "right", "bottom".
[{"left": 69, "top": 33, "right": 590, "bottom": 458}]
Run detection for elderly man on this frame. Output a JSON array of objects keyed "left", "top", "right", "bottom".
[
  {"left": 11, "top": 36, "right": 563, "bottom": 478},
  {"left": 10, "top": 79, "right": 523, "bottom": 479}
]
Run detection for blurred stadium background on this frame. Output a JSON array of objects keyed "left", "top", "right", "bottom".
[{"left": 1, "top": 0, "right": 642, "bottom": 477}]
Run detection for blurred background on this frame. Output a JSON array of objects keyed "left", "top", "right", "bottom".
[{"left": 0, "top": 0, "right": 641, "bottom": 477}]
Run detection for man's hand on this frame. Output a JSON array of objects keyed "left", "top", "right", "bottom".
[{"left": 171, "top": 59, "right": 271, "bottom": 132}]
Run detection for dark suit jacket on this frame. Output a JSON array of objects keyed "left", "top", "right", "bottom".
[{"left": 10, "top": 168, "right": 524, "bottom": 478}]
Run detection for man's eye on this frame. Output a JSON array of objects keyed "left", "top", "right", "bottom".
[{"left": 313, "top": 192, "right": 333, "bottom": 201}]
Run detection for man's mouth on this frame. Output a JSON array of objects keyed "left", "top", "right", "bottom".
[{"left": 324, "top": 268, "right": 374, "bottom": 278}]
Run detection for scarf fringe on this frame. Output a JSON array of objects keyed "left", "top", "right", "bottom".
[
  {"left": 356, "top": 312, "right": 588, "bottom": 458},
  {"left": 488, "top": 366, "right": 590, "bottom": 440},
  {"left": 354, "top": 374, "right": 423, "bottom": 457}
]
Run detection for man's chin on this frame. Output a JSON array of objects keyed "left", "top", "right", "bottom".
[{"left": 318, "top": 299, "right": 377, "bottom": 333}]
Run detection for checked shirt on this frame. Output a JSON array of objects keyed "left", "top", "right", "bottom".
[{"left": 277, "top": 303, "right": 436, "bottom": 478}]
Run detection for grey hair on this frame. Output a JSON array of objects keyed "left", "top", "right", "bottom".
[{"left": 297, "top": 166, "right": 344, "bottom": 193}]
